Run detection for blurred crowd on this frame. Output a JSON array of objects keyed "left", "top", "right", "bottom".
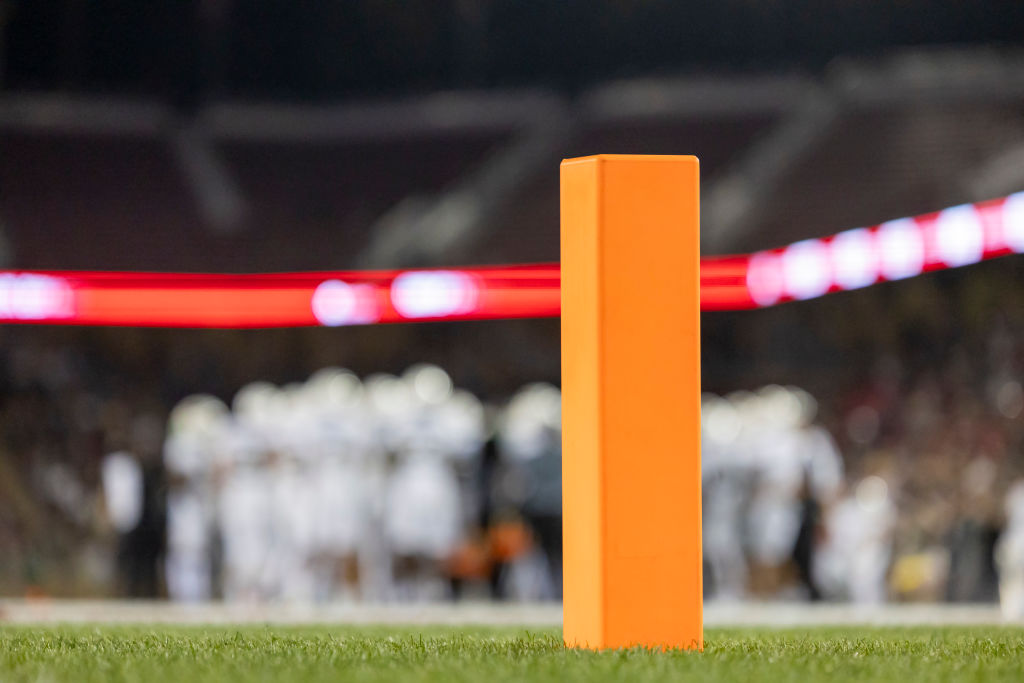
[
  {"left": 2, "top": 264, "right": 1024, "bottom": 608},
  {"left": 104, "top": 366, "right": 563, "bottom": 603},
  {"left": 702, "top": 386, "right": 845, "bottom": 601},
  {"left": 824, "top": 316, "right": 1024, "bottom": 615},
  {"left": 699, "top": 266, "right": 1024, "bottom": 614}
]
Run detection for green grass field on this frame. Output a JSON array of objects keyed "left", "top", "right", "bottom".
[{"left": 2, "top": 624, "right": 1023, "bottom": 683}]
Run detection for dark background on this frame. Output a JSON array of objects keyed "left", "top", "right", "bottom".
[
  {"left": 1, "top": 0, "right": 1024, "bottom": 602},
  {"left": 5, "top": 1, "right": 1024, "bottom": 101}
]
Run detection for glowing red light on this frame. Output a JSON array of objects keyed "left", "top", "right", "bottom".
[{"left": 0, "top": 194, "right": 1020, "bottom": 328}]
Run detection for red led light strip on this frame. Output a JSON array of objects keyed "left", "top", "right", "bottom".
[
  {"left": 0, "top": 193, "right": 1021, "bottom": 328},
  {"left": 743, "top": 193, "right": 1024, "bottom": 307}
]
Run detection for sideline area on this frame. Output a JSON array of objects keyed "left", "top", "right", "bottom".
[{"left": 0, "top": 600, "right": 1008, "bottom": 627}]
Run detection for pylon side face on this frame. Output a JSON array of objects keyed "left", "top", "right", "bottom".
[{"left": 560, "top": 155, "right": 702, "bottom": 651}]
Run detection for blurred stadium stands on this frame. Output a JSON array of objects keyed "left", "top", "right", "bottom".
[{"left": 2, "top": 47, "right": 1024, "bottom": 607}]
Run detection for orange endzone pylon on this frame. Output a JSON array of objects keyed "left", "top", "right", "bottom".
[{"left": 560, "top": 155, "right": 703, "bottom": 650}]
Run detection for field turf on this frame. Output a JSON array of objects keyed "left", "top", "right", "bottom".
[{"left": 2, "top": 624, "right": 1023, "bottom": 682}]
